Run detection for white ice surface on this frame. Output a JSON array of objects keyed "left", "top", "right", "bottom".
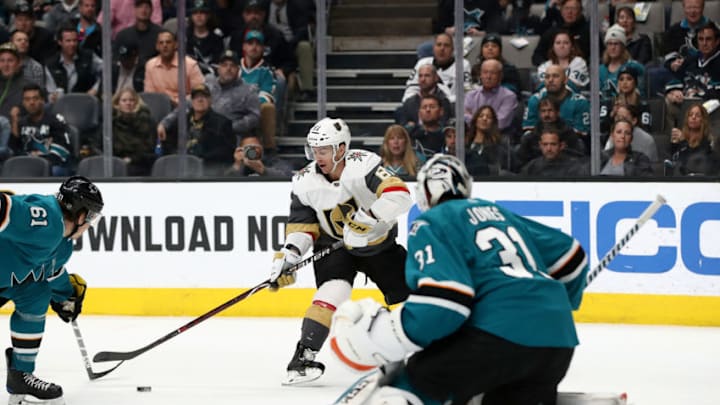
[{"left": 1, "top": 316, "right": 718, "bottom": 404}]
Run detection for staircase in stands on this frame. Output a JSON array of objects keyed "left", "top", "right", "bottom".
[{"left": 279, "top": 0, "right": 436, "bottom": 162}]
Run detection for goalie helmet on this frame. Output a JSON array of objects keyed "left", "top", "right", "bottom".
[
  {"left": 415, "top": 154, "right": 472, "bottom": 212},
  {"left": 304, "top": 117, "right": 351, "bottom": 161},
  {"left": 57, "top": 176, "right": 104, "bottom": 224}
]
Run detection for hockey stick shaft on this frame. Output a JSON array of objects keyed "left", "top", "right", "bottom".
[
  {"left": 93, "top": 240, "right": 345, "bottom": 363},
  {"left": 71, "top": 320, "right": 124, "bottom": 380},
  {"left": 586, "top": 195, "right": 667, "bottom": 285}
]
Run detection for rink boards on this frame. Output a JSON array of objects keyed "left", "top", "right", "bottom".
[{"left": 1, "top": 180, "right": 719, "bottom": 326}]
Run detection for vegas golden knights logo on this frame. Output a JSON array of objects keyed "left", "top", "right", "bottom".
[{"left": 324, "top": 198, "right": 358, "bottom": 239}]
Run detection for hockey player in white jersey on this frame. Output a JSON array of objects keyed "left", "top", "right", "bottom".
[{"left": 269, "top": 117, "right": 413, "bottom": 385}]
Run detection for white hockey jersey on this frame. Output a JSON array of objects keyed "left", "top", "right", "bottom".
[{"left": 286, "top": 150, "right": 411, "bottom": 255}]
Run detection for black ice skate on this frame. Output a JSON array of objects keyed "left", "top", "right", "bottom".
[
  {"left": 5, "top": 348, "right": 64, "bottom": 405},
  {"left": 281, "top": 342, "right": 325, "bottom": 386}
]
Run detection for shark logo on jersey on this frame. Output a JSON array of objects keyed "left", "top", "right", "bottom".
[{"left": 409, "top": 220, "right": 429, "bottom": 236}]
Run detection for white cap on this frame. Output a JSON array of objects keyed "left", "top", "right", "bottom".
[{"left": 604, "top": 24, "right": 627, "bottom": 46}]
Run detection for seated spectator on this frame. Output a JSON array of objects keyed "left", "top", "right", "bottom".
[
  {"left": 43, "top": 0, "right": 79, "bottom": 39},
  {"left": 114, "top": 0, "right": 163, "bottom": 66},
  {"left": 144, "top": 30, "right": 205, "bottom": 107},
  {"left": 600, "top": 24, "right": 646, "bottom": 100},
  {"left": 441, "top": 118, "right": 459, "bottom": 155},
  {"left": 472, "top": 33, "right": 521, "bottom": 95},
  {"left": 532, "top": 0, "right": 590, "bottom": 66},
  {"left": 267, "top": 0, "right": 316, "bottom": 96},
  {"left": 600, "top": 65, "right": 652, "bottom": 134},
  {"left": 13, "top": 1, "right": 56, "bottom": 65},
  {"left": 395, "top": 63, "right": 452, "bottom": 127},
  {"left": 112, "top": 41, "right": 145, "bottom": 94},
  {"left": 537, "top": 29, "right": 588, "bottom": 92},
  {"left": 663, "top": 0, "right": 708, "bottom": 72},
  {"left": 407, "top": 94, "right": 446, "bottom": 158},
  {"left": 10, "top": 30, "right": 45, "bottom": 87},
  {"left": 601, "top": 118, "right": 654, "bottom": 176},
  {"left": 614, "top": 5, "right": 652, "bottom": 65},
  {"left": 98, "top": 0, "right": 162, "bottom": 39},
  {"left": 464, "top": 59, "right": 518, "bottom": 132},
  {"left": 240, "top": 30, "right": 277, "bottom": 151},
  {"left": 667, "top": 102, "right": 719, "bottom": 176},
  {"left": 0, "top": 42, "right": 32, "bottom": 118},
  {"left": 46, "top": 24, "right": 102, "bottom": 99},
  {"left": 9, "top": 83, "right": 73, "bottom": 176},
  {"left": 206, "top": 49, "right": 261, "bottom": 144},
  {"left": 521, "top": 126, "right": 588, "bottom": 177},
  {"left": 111, "top": 87, "right": 156, "bottom": 175},
  {"left": 225, "top": 134, "right": 293, "bottom": 177},
  {"left": 75, "top": 0, "right": 102, "bottom": 56},
  {"left": 228, "top": 0, "right": 295, "bottom": 124},
  {"left": 158, "top": 84, "right": 236, "bottom": 176},
  {"left": 664, "top": 80, "right": 685, "bottom": 137},
  {"left": 379, "top": 124, "right": 421, "bottom": 177},
  {"left": 465, "top": 105, "right": 518, "bottom": 176},
  {"left": 674, "top": 21, "right": 720, "bottom": 100},
  {"left": 523, "top": 64, "right": 590, "bottom": 142},
  {"left": 651, "top": 0, "right": 708, "bottom": 97},
  {"left": 517, "top": 97, "right": 584, "bottom": 167},
  {"left": 603, "top": 103, "right": 658, "bottom": 162},
  {"left": 187, "top": 0, "right": 224, "bottom": 75},
  {"left": 403, "top": 32, "right": 471, "bottom": 103}
]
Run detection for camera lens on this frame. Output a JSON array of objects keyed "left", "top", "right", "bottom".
[{"left": 244, "top": 146, "right": 258, "bottom": 160}]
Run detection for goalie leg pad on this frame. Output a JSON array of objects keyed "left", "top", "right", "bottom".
[{"left": 330, "top": 300, "right": 421, "bottom": 372}]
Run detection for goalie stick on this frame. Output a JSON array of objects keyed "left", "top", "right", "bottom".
[
  {"left": 586, "top": 194, "right": 666, "bottom": 285},
  {"left": 71, "top": 320, "right": 124, "bottom": 380},
  {"left": 92, "top": 240, "right": 345, "bottom": 367}
]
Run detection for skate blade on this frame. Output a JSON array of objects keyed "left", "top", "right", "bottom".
[
  {"left": 8, "top": 394, "right": 65, "bottom": 405},
  {"left": 281, "top": 368, "right": 324, "bottom": 386}
]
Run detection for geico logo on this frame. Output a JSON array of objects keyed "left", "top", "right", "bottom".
[{"left": 408, "top": 201, "right": 720, "bottom": 276}]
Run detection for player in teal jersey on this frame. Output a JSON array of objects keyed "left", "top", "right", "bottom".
[
  {"left": 330, "top": 154, "right": 588, "bottom": 405},
  {"left": 0, "top": 176, "right": 103, "bottom": 405}
]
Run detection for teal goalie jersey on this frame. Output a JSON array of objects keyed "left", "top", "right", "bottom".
[{"left": 402, "top": 198, "right": 588, "bottom": 349}]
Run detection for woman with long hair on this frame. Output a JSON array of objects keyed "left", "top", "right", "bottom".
[
  {"left": 600, "top": 118, "right": 653, "bottom": 176},
  {"left": 668, "top": 103, "right": 719, "bottom": 176},
  {"left": 111, "top": 87, "right": 157, "bottom": 175},
  {"left": 380, "top": 124, "right": 421, "bottom": 177},
  {"left": 599, "top": 24, "right": 646, "bottom": 100},
  {"left": 537, "top": 30, "right": 589, "bottom": 91},
  {"left": 466, "top": 105, "right": 518, "bottom": 175}
]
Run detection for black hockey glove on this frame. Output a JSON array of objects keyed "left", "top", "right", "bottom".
[{"left": 51, "top": 273, "right": 87, "bottom": 323}]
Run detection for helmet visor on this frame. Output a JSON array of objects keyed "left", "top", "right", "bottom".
[{"left": 85, "top": 209, "right": 103, "bottom": 227}]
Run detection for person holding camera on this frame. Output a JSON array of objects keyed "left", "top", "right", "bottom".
[
  {"left": 157, "top": 83, "right": 235, "bottom": 176},
  {"left": 224, "top": 135, "right": 292, "bottom": 177}
]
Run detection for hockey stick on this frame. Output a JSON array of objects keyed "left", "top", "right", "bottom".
[
  {"left": 586, "top": 194, "right": 666, "bottom": 285},
  {"left": 93, "top": 240, "right": 345, "bottom": 364},
  {"left": 71, "top": 320, "right": 124, "bottom": 380}
]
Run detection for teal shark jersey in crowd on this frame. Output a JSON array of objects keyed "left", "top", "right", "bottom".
[
  {"left": 0, "top": 193, "right": 73, "bottom": 290},
  {"left": 402, "top": 198, "right": 588, "bottom": 349}
]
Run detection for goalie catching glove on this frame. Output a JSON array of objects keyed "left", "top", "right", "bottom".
[
  {"left": 342, "top": 208, "right": 389, "bottom": 248},
  {"left": 51, "top": 273, "right": 87, "bottom": 323},
  {"left": 330, "top": 298, "right": 421, "bottom": 372},
  {"left": 269, "top": 245, "right": 303, "bottom": 291}
]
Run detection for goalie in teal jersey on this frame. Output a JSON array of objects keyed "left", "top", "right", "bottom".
[
  {"left": 0, "top": 176, "right": 103, "bottom": 405},
  {"left": 330, "top": 154, "right": 588, "bottom": 405}
]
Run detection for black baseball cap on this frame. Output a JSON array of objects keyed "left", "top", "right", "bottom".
[
  {"left": 191, "top": 84, "right": 211, "bottom": 98},
  {"left": 13, "top": 0, "right": 33, "bottom": 15},
  {"left": 219, "top": 49, "right": 240, "bottom": 64},
  {"left": 481, "top": 33, "right": 502, "bottom": 49},
  {"left": 244, "top": 0, "right": 265, "bottom": 11}
]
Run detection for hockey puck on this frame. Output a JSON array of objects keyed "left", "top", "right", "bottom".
[{"left": 137, "top": 386, "right": 152, "bottom": 392}]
